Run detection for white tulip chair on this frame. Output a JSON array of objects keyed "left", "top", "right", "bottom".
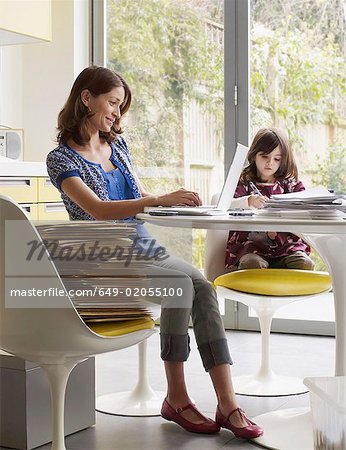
[{"left": 0, "top": 195, "right": 156, "bottom": 450}]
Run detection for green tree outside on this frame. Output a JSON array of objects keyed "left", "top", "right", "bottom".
[{"left": 107, "top": 0, "right": 223, "bottom": 192}]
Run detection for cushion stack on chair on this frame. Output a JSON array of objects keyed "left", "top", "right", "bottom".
[{"left": 87, "top": 317, "right": 155, "bottom": 337}]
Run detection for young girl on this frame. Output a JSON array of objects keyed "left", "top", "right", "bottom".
[
  {"left": 46, "top": 66, "right": 263, "bottom": 439},
  {"left": 225, "top": 128, "right": 315, "bottom": 271}
]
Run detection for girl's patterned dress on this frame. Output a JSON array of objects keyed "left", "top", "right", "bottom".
[{"left": 225, "top": 179, "right": 311, "bottom": 270}]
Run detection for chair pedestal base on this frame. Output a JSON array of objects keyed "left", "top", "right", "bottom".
[
  {"left": 252, "top": 407, "right": 313, "bottom": 450},
  {"left": 233, "top": 373, "right": 308, "bottom": 397},
  {"left": 96, "top": 340, "right": 166, "bottom": 416},
  {"left": 96, "top": 388, "right": 166, "bottom": 416}
]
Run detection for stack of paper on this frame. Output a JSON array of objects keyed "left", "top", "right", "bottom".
[
  {"left": 36, "top": 222, "right": 148, "bottom": 276},
  {"left": 255, "top": 186, "right": 346, "bottom": 219},
  {"left": 270, "top": 186, "right": 343, "bottom": 203},
  {"left": 36, "top": 222, "right": 160, "bottom": 322}
]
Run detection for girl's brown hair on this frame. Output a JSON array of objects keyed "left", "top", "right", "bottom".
[
  {"left": 57, "top": 65, "right": 132, "bottom": 146},
  {"left": 241, "top": 127, "right": 298, "bottom": 183}
]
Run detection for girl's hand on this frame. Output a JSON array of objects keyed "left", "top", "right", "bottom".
[
  {"left": 248, "top": 194, "right": 268, "bottom": 209},
  {"left": 158, "top": 188, "right": 202, "bottom": 207},
  {"left": 267, "top": 231, "right": 277, "bottom": 240}
]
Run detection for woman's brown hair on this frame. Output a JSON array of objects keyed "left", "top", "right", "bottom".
[
  {"left": 241, "top": 127, "right": 298, "bottom": 183},
  {"left": 57, "top": 66, "right": 132, "bottom": 146}
]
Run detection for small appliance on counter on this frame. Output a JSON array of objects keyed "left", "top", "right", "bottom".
[{"left": 0, "top": 127, "right": 24, "bottom": 160}]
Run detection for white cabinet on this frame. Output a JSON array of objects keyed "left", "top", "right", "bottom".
[{"left": 0, "top": 0, "right": 51, "bottom": 45}]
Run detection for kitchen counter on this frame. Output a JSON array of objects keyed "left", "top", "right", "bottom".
[{"left": 0, "top": 160, "right": 48, "bottom": 177}]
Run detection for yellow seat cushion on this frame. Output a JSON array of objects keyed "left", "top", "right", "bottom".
[
  {"left": 87, "top": 317, "right": 155, "bottom": 337},
  {"left": 214, "top": 269, "right": 331, "bottom": 296}
]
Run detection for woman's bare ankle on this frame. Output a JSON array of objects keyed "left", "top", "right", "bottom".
[
  {"left": 217, "top": 402, "right": 249, "bottom": 428},
  {"left": 218, "top": 401, "right": 236, "bottom": 417},
  {"left": 166, "top": 393, "right": 192, "bottom": 409}
]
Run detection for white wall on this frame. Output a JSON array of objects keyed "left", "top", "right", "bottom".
[
  {"left": 0, "top": 45, "right": 23, "bottom": 129},
  {"left": 0, "top": 0, "right": 90, "bottom": 162}
]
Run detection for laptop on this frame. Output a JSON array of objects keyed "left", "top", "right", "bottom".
[{"left": 144, "top": 143, "right": 249, "bottom": 216}]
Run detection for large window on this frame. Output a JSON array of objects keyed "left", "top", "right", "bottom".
[
  {"left": 250, "top": 0, "right": 346, "bottom": 198},
  {"left": 94, "top": 0, "right": 225, "bottom": 266},
  {"left": 101, "top": 0, "right": 224, "bottom": 201},
  {"left": 237, "top": 0, "right": 346, "bottom": 334},
  {"left": 250, "top": 0, "right": 346, "bottom": 272},
  {"left": 93, "top": 0, "right": 346, "bottom": 334}
]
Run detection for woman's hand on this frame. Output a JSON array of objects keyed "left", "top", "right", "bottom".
[
  {"left": 248, "top": 194, "right": 268, "bottom": 209},
  {"left": 158, "top": 188, "right": 202, "bottom": 207}
]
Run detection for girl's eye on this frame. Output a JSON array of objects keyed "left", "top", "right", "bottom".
[{"left": 274, "top": 158, "right": 281, "bottom": 162}]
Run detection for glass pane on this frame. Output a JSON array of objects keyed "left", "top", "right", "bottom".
[
  {"left": 250, "top": 0, "right": 346, "bottom": 323},
  {"left": 105, "top": 0, "right": 224, "bottom": 267},
  {"left": 250, "top": 0, "right": 346, "bottom": 194}
]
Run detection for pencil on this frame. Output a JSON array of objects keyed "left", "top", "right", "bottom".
[{"left": 249, "top": 181, "right": 263, "bottom": 197}]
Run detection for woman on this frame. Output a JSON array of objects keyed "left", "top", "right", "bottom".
[{"left": 46, "top": 65, "right": 263, "bottom": 439}]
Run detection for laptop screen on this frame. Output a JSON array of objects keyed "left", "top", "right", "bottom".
[{"left": 216, "top": 143, "right": 249, "bottom": 210}]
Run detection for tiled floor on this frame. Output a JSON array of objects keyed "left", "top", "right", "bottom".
[{"left": 2, "top": 329, "right": 335, "bottom": 450}]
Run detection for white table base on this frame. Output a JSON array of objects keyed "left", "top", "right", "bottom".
[
  {"left": 233, "top": 373, "right": 308, "bottom": 397},
  {"left": 253, "top": 408, "right": 313, "bottom": 450}
]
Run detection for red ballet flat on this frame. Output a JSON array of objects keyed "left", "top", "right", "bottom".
[
  {"left": 161, "top": 398, "right": 220, "bottom": 434},
  {"left": 215, "top": 406, "right": 264, "bottom": 439}
]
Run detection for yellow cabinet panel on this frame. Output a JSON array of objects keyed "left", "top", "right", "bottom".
[
  {"left": 38, "top": 203, "right": 69, "bottom": 221},
  {"left": 19, "top": 203, "right": 39, "bottom": 221},
  {"left": 0, "top": 177, "right": 38, "bottom": 203},
  {"left": 38, "top": 177, "right": 62, "bottom": 203}
]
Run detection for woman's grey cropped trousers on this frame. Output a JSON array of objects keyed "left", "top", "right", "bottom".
[{"left": 144, "top": 254, "right": 232, "bottom": 371}]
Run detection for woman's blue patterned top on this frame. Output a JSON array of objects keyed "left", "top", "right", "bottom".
[{"left": 46, "top": 136, "right": 142, "bottom": 220}]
